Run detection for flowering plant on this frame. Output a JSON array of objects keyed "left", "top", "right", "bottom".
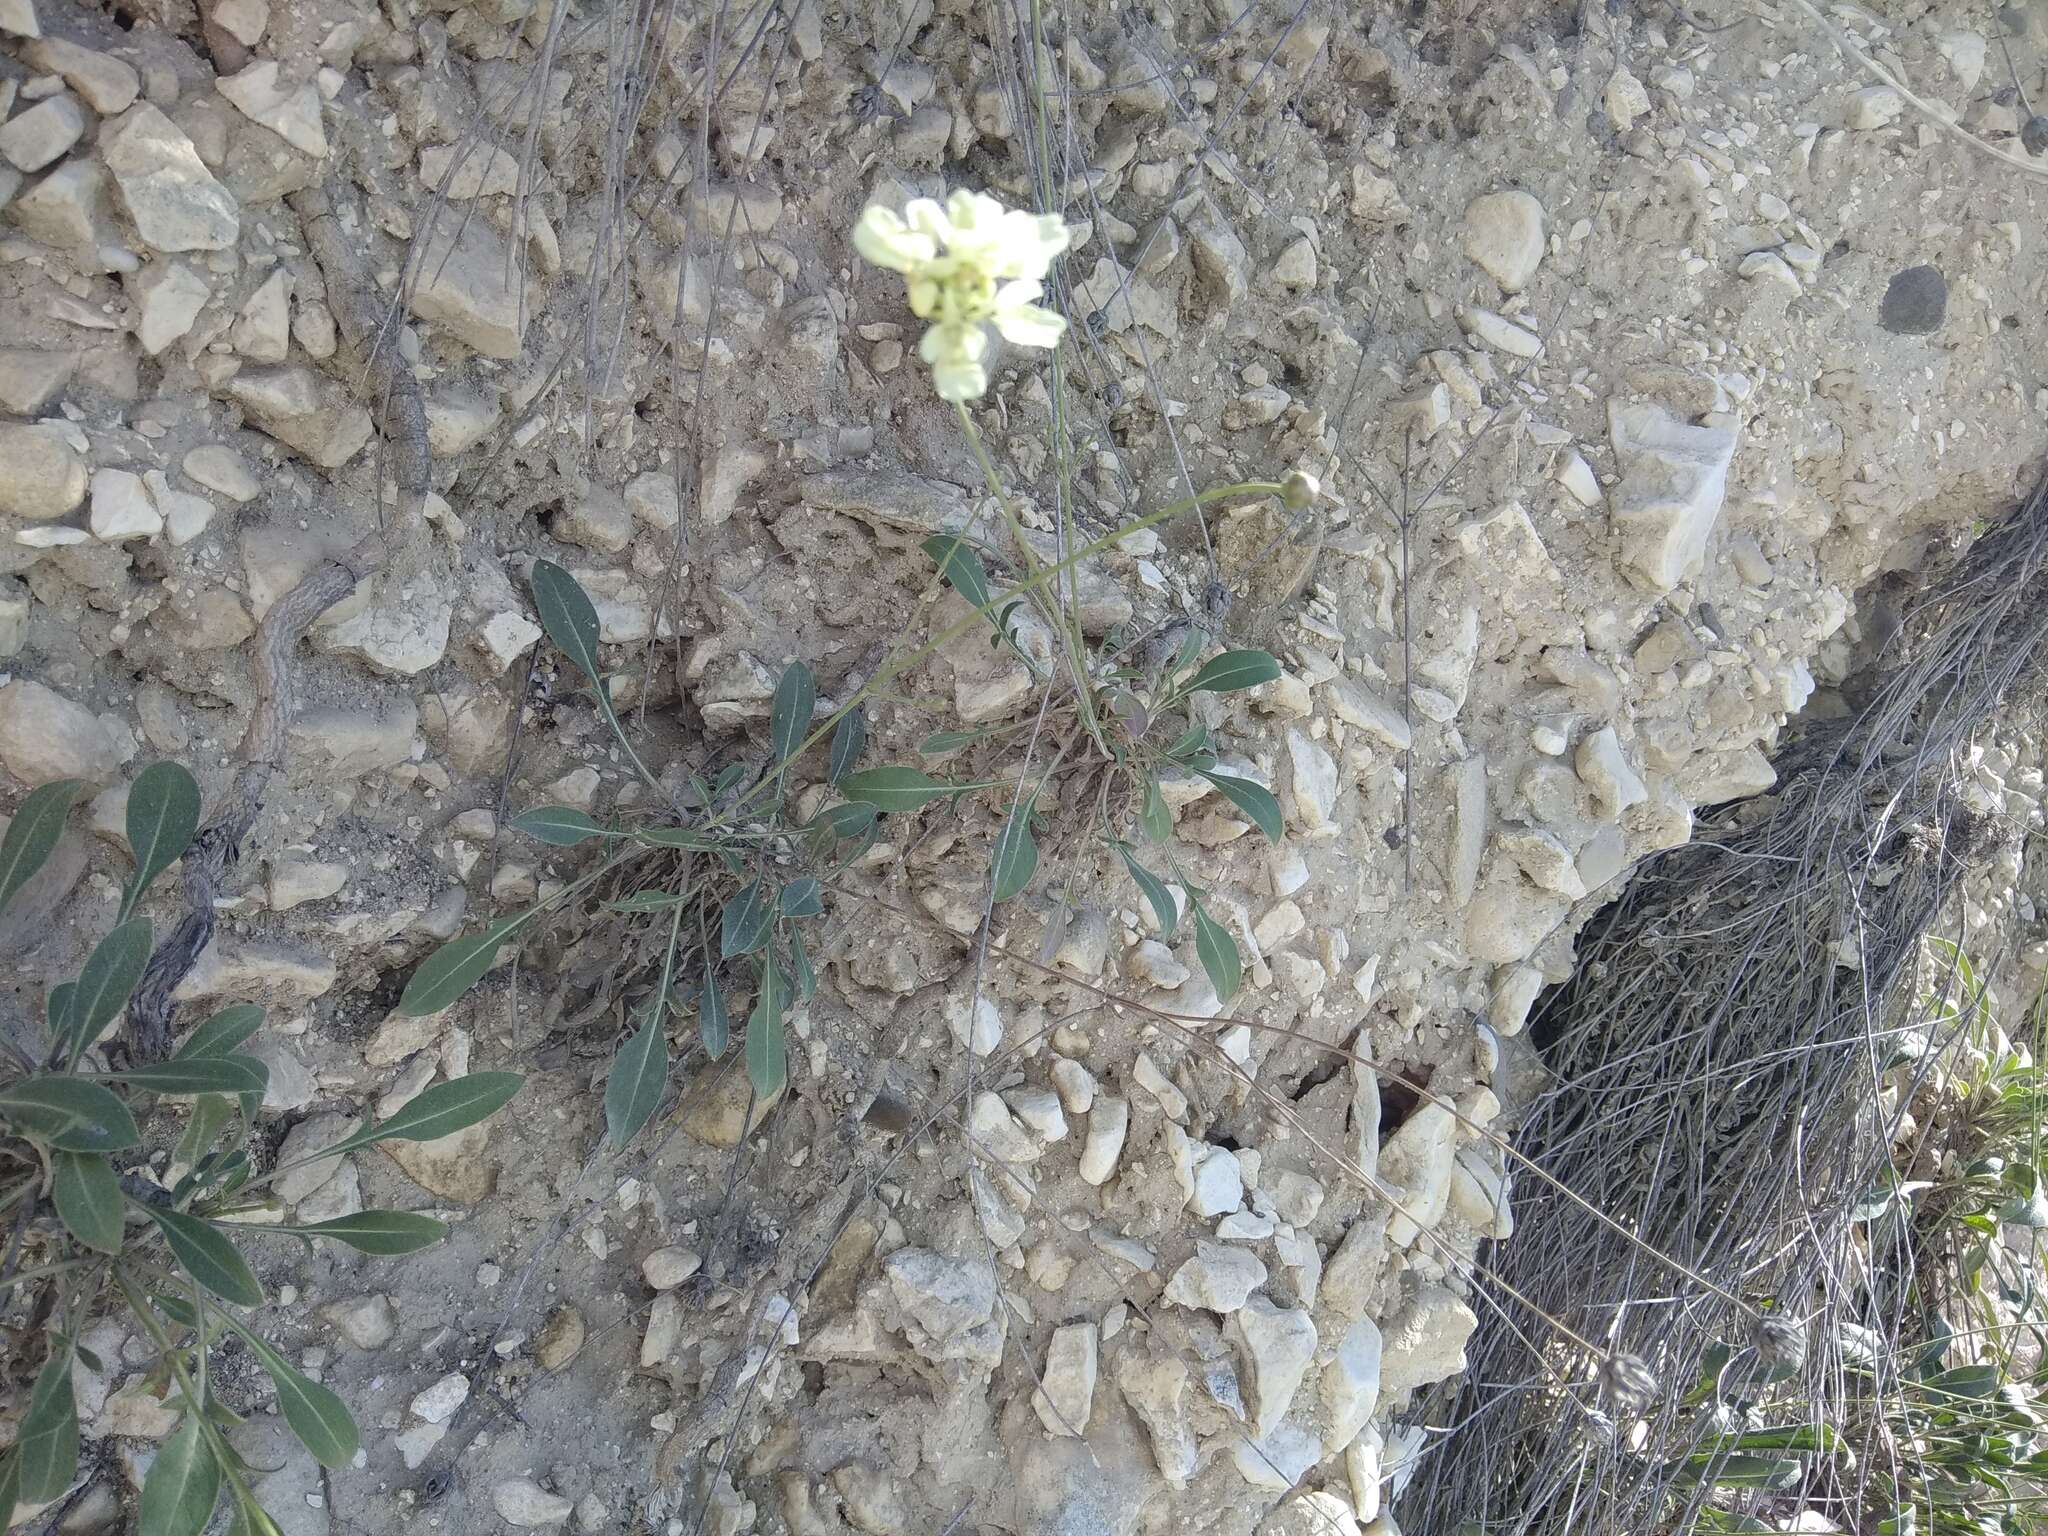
[{"left": 854, "top": 189, "right": 1071, "bottom": 401}]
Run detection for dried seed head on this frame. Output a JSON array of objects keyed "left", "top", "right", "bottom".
[
  {"left": 1751, "top": 1312, "right": 1806, "bottom": 1372},
  {"left": 1581, "top": 1406, "right": 1618, "bottom": 1447},
  {"left": 1281, "top": 469, "right": 1320, "bottom": 511},
  {"left": 1598, "top": 1352, "right": 1660, "bottom": 1415}
]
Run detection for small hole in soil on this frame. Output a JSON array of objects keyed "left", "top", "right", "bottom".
[{"left": 1375, "top": 1063, "right": 1434, "bottom": 1141}]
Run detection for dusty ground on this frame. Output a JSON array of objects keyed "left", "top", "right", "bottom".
[{"left": 1, "top": 0, "right": 2046, "bottom": 1531}]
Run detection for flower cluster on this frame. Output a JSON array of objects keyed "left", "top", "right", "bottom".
[{"left": 853, "top": 189, "right": 1071, "bottom": 402}]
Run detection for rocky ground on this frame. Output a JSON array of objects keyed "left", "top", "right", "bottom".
[{"left": 1, "top": 0, "right": 2046, "bottom": 1531}]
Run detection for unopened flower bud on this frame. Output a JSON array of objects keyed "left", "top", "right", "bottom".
[{"left": 1281, "top": 469, "right": 1319, "bottom": 511}]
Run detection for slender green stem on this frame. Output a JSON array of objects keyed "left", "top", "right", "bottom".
[{"left": 116, "top": 1266, "right": 265, "bottom": 1517}]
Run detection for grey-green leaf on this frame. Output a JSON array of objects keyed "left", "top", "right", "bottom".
[
  {"left": 172, "top": 1004, "right": 265, "bottom": 1061},
  {"left": 1116, "top": 846, "right": 1178, "bottom": 940},
  {"left": 138, "top": 1204, "right": 263, "bottom": 1306},
  {"left": 140, "top": 1414, "right": 220, "bottom": 1536},
  {"left": 921, "top": 533, "right": 993, "bottom": 611},
  {"left": 1192, "top": 902, "right": 1242, "bottom": 1003},
  {"left": 530, "top": 559, "right": 604, "bottom": 686},
  {"left": 98, "top": 1056, "right": 267, "bottom": 1097},
  {"left": 0, "top": 1076, "right": 141, "bottom": 1153},
  {"left": 1140, "top": 778, "right": 1172, "bottom": 843},
  {"left": 270, "top": 1211, "right": 448, "bottom": 1256},
  {"left": 769, "top": 661, "right": 816, "bottom": 768},
  {"left": 17, "top": 1355, "right": 79, "bottom": 1501},
  {"left": 235, "top": 1330, "right": 358, "bottom": 1468},
  {"left": 839, "top": 766, "right": 956, "bottom": 812},
  {"left": 0, "top": 779, "right": 83, "bottom": 918},
  {"left": 991, "top": 794, "right": 1038, "bottom": 903},
  {"left": 509, "top": 805, "right": 605, "bottom": 846},
  {"left": 58, "top": 916, "right": 153, "bottom": 1064},
  {"left": 1182, "top": 649, "right": 1281, "bottom": 696},
  {"left": 699, "top": 980, "right": 729, "bottom": 1060},
  {"left": 720, "top": 880, "right": 773, "bottom": 958},
  {"left": 323, "top": 1072, "right": 524, "bottom": 1158},
  {"left": 604, "top": 1013, "right": 667, "bottom": 1150},
  {"left": 747, "top": 963, "right": 787, "bottom": 1101},
  {"left": 778, "top": 877, "right": 822, "bottom": 918},
  {"left": 828, "top": 706, "right": 865, "bottom": 786},
  {"left": 53, "top": 1151, "right": 123, "bottom": 1255},
  {"left": 1198, "top": 770, "right": 1284, "bottom": 844},
  {"left": 122, "top": 761, "right": 202, "bottom": 920},
  {"left": 398, "top": 915, "right": 526, "bottom": 1016}
]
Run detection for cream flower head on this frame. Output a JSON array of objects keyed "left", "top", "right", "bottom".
[{"left": 854, "top": 189, "right": 1071, "bottom": 402}]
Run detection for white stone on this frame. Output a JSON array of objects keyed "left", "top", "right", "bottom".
[
  {"left": 27, "top": 37, "right": 137, "bottom": 114},
  {"left": 968, "top": 1090, "right": 1042, "bottom": 1165},
  {"left": 0, "top": 0, "right": 40, "bottom": 39},
  {"left": 624, "top": 470, "right": 680, "bottom": 530},
  {"left": 1381, "top": 1098, "right": 1457, "bottom": 1246},
  {"left": 1049, "top": 1057, "right": 1095, "bottom": 1115},
  {"left": 419, "top": 141, "right": 522, "bottom": 199},
  {"left": 493, "top": 1478, "right": 574, "bottom": 1528},
  {"left": 477, "top": 611, "right": 542, "bottom": 672},
  {"left": 228, "top": 366, "right": 373, "bottom": 469},
  {"left": 641, "top": 1246, "right": 702, "bottom": 1290},
  {"left": 0, "top": 94, "right": 85, "bottom": 173},
  {"left": 1232, "top": 1422, "right": 1321, "bottom": 1491},
  {"left": 1606, "top": 400, "right": 1738, "bottom": 591},
  {"left": 1844, "top": 84, "right": 1902, "bottom": 130},
  {"left": 1077, "top": 1096, "right": 1128, "bottom": 1185},
  {"left": 1346, "top": 1426, "right": 1385, "bottom": 1521},
  {"left": 947, "top": 993, "right": 1002, "bottom": 1057},
  {"left": 1449, "top": 753, "right": 1488, "bottom": 905},
  {"left": 1575, "top": 726, "right": 1647, "bottom": 815},
  {"left": 640, "top": 1290, "right": 679, "bottom": 1366},
  {"left": 1462, "top": 190, "right": 1545, "bottom": 292},
  {"left": 1032, "top": 1322, "right": 1098, "bottom": 1436},
  {"left": 1449, "top": 1149, "right": 1513, "bottom": 1239},
  {"left": 1938, "top": 31, "right": 1986, "bottom": 92},
  {"left": 1232, "top": 1295, "right": 1316, "bottom": 1435},
  {"left": 1556, "top": 451, "right": 1601, "bottom": 506},
  {"left": 143, "top": 470, "right": 215, "bottom": 546},
  {"left": 1286, "top": 727, "right": 1337, "bottom": 831},
  {"left": 1117, "top": 1352, "right": 1196, "bottom": 1484},
  {"left": 1465, "top": 878, "right": 1569, "bottom": 966},
  {"left": 0, "top": 679, "right": 121, "bottom": 785},
  {"left": 0, "top": 422, "right": 87, "bottom": 520},
  {"left": 409, "top": 1371, "right": 469, "bottom": 1423},
  {"left": 1129, "top": 939, "right": 1190, "bottom": 989},
  {"left": 1378, "top": 1285, "right": 1479, "bottom": 1397},
  {"left": 100, "top": 102, "right": 238, "bottom": 252},
  {"left": 1738, "top": 250, "right": 1801, "bottom": 293},
  {"left": 413, "top": 215, "right": 528, "bottom": 359},
  {"left": 1007, "top": 1087, "right": 1068, "bottom": 1143},
  {"left": 268, "top": 858, "right": 346, "bottom": 910},
  {"left": 127, "top": 260, "right": 211, "bottom": 355},
  {"left": 1498, "top": 825, "right": 1587, "bottom": 898},
  {"left": 321, "top": 1294, "right": 396, "bottom": 1350},
  {"left": 1323, "top": 1318, "right": 1383, "bottom": 1452},
  {"left": 1604, "top": 67, "right": 1650, "bottom": 129},
  {"left": 1327, "top": 677, "right": 1410, "bottom": 750},
  {"left": 1162, "top": 1239, "right": 1267, "bottom": 1313},
  {"left": 211, "top": 0, "right": 268, "bottom": 45},
  {"left": 1133, "top": 1051, "right": 1188, "bottom": 1120},
  {"left": 88, "top": 467, "right": 162, "bottom": 542},
  {"left": 217, "top": 61, "right": 327, "bottom": 157},
  {"left": 1458, "top": 305, "right": 1543, "bottom": 357},
  {"left": 232, "top": 269, "right": 292, "bottom": 362},
  {"left": 1186, "top": 1145, "right": 1243, "bottom": 1219},
  {"left": 182, "top": 445, "right": 260, "bottom": 502}
]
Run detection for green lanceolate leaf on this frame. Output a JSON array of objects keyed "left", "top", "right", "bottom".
[
  {"left": 1676, "top": 1453, "right": 1803, "bottom": 1491},
  {"left": 1117, "top": 845, "right": 1178, "bottom": 940},
  {"left": 921, "top": 533, "right": 994, "bottom": 611},
  {"left": 97, "top": 1056, "right": 267, "bottom": 1097},
  {"left": 1192, "top": 901, "right": 1242, "bottom": 1002},
  {"left": 1166, "top": 722, "right": 1213, "bottom": 763},
  {"left": 991, "top": 794, "right": 1039, "bottom": 903},
  {"left": 140, "top": 1413, "right": 221, "bottom": 1536},
  {"left": 172, "top": 1004, "right": 264, "bottom": 1061},
  {"left": 604, "top": 890, "right": 684, "bottom": 914},
  {"left": 228, "top": 1327, "right": 358, "bottom": 1469},
  {"left": 1197, "top": 770, "right": 1283, "bottom": 843},
  {"left": 225, "top": 1494, "right": 285, "bottom": 1536},
  {"left": 0, "top": 1076, "right": 141, "bottom": 1153},
  {"left": 52, "top": 1150, "right": 122, "bottom": 1255},
  {"left": 817, "top": 802, "right": 877, "bottom": 839},
  {"left": 122, "top": 761, "right": 202, "bottom": 921},
  {"left": 769, "top": 661, "right": 816, "bottom": 769},
  {"left": 138, "top": 1203, "right": 263, "bottom": 1306},
  {"left": 0, "top": 778, "right": 83, "bottom": 917},
  {"left": 789, "top": 931, "right": 816, "bottom": 1002},
  {"left": 1140, "top": 778, "right": 1172, "bottom": 843},
  {"left": 720, "top": 880, "right": 773, "bottom": 958},
  {"left": 398, "top": 915, "right": 526, "bottom": 1016},
  {"left": 699, "top": 980, "right": 729, "bottom": 1059},
  {"left": 747, "top": 963, "right": 787, "bottom": 1101},
  {"left": 530, "top": 559, "right": 604, "bottom": 687},
  {"left": 838, "top": 766, "right": 958, "bottom": 813},
  {"left": 57, "top": 916, "right": 153, "bottom": 1064},
  {"left": 509, "top": 805, "right": 606, "bottom": 846},
  {"left": 322, "top": 1072, "right": 524, "bottom": 1157},
  {"left": 270, "top": 1211, "right": 448, "bottom": 1255},
  {"left": 1181, "top": 649, "right": 1281, "bottom": 696},
  {"left": 604, "top": 1012, "right": 668, "bottom": 1151},
  {"left": 0, "top": 1449, "right": 19, "bottom": 1533},
  {"left": 919, "top": 729, "right": 988, "bottom": 756},
  {"left": 778, "top": 877, "right": 823, "bottom": 918},
  {"left": 828, "top": 706, "right": 865, "bottom": 786},
  {"left": 16, "top": 1354, "right": 79, "bottom": 1500}
]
